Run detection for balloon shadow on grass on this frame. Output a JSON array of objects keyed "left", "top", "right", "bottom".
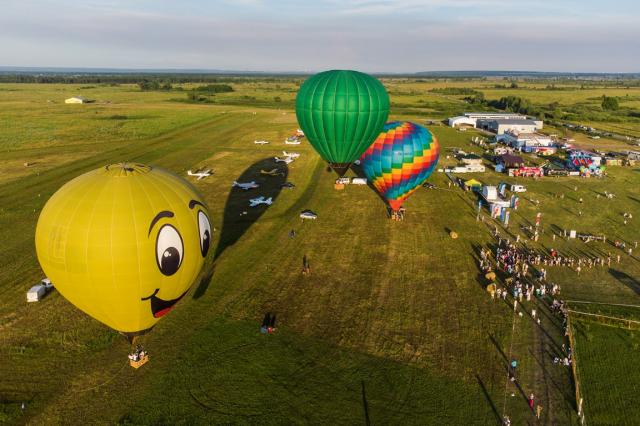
[
  {"left": 192, "top": 158, "right": 288, "bottom": 299},
  {"left": 350, "top": 162, "right": 390, "bottom": 214}
]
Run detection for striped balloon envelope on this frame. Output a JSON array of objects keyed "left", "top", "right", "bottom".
[{"left": 360, "top": 122, "right": 439, "bottom": 211}]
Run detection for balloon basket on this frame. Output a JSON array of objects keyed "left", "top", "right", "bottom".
[
  {"left": 334, "top": 183, "right": 345, "bottom": 190},
  {"left": 129, "top": 355, "right": 149, "bottom": 369}
]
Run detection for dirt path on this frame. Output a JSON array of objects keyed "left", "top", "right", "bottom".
[{"left": 529, "top": 298, "right": 576, "bottom": 425}]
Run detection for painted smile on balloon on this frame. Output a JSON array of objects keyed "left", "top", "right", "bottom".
[{"left": 141, "top": 288, "right": 189, "bottom": 318}]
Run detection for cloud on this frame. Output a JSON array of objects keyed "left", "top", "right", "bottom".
[{"left": 0, "top": 0, "right": 638, "bottom": 72}]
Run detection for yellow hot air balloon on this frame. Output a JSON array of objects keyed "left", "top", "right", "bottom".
[{"left": 35, "top": 163, "right": 211, "bottom": 334}]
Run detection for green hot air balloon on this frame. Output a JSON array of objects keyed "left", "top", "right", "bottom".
[{"left": 296, "top": 70, "right": 390, "bottom": 176}]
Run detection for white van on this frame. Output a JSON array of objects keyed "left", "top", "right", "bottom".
[
  {"left": 27, "top": 285, "right": 46, "bottom": 302},
  {"left": 351, "top": 178, "right": 367, "bottom": 185},
  {"left": 27, "top": 278, "right": 53, "bottom": 302}
]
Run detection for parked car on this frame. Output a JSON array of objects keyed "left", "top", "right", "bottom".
[{"left": 300, "top": 210, "right": 318, "bottom": 220}]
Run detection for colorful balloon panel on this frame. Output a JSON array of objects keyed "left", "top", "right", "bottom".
[
  {"left": 295, "top": 70, "right": 389, "bottom": 176},
  {"left": 35, "top": 163, "right": 211, "bottom": 333},
  {"left": 361, "top": 122, "right": 440, "bottom": 211}
]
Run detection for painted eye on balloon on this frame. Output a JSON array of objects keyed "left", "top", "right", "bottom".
[
  {"left": 197, "top": 211, "right": 211, "bottom": 257},
  {"left": 155, "top": 224, "right": 183, "bottom": 276}
]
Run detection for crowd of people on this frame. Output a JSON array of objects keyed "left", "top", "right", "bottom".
[{"left": 479, "top": 232, "right": 584, "bottom": 423}]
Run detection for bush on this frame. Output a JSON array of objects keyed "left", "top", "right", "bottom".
[
  {"left": 192, "top": 84, "right": 234, "bottom": 93},
  {"left": 429, "top": 87, "right": 481, "bottom": 96},
  {"left": 601, "top": 95, "right": 619, "bottom": 111},
  {"left": 487, "top": 96, "right": 538, "bottom": 115}
]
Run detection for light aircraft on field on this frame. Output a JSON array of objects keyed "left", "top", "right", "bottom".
[
  {"left": 282, "top": 151, "right": 300, "bottom": 158},
  {"left": 285, "top": 137, "right": 301, "bottom": 145},
  {"left": 249, "top": 196, "right": 273, "bottom": 207},
  {"left": 274, "top": 156, "right": 295, "bottom": 164},
  {"left": 232, "top": 181, "right": 259, "bottom": 190},
  {"left": 254, "top": 140, "right": 270, "bottom": 145},
  {"left": 295, "top": 129, "right": 304, "bottom": 137},
  {"left": 187, "top": 169, "right": 213, "bottom": 180},
  {"left": 260, "top": 168, "right": 285, "bottom": 177}
]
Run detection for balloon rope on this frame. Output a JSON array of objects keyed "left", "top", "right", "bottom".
[{"left": 73, "top": 360, "right": 129, "bottom": 393}]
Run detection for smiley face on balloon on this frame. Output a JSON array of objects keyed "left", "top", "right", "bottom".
[{"left": 35, "top": 163, "right": 211, "bottom": 333}]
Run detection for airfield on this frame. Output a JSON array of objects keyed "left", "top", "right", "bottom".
[{"left": 1, "top": 80, "right": 640, "bottom": 424}]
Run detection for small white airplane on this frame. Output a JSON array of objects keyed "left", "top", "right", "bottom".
[
  {"left": 187, "top": 169, "right": 213, "bottom": 180},
  {"left": 232, "top": 181, "right": 259, "bottom": 190},
  {"left": 285, "top": 138, "right": 301, "bottom": 145},
  {"left": 282, "top": 151, "right": 300, "bottom": 158},
  {"left": 249, "top": 196, "right": 273, "bottom": 207},
  {"left": 295, "top": 129, "right": 304, "bottom": 136},
  {"left": 254, "top": 140, "right": 270, "bottom": 145},
  {"left": 274, "top": 156, "right": 295, "bottom": 164}
]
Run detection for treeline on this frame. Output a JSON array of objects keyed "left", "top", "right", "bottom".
[
  {"left": 183, "top": 84, "right": 235, "bottom": 103},
  {"left": 429, "top": 87, "right": 482, "bottom": 96},
  {"left": 0, "top": 73, "right": 299, "bottom": 84}
]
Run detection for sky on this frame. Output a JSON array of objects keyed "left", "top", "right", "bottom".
[{"left": 1, "top": 0, "right": 639, "bottom": 73}]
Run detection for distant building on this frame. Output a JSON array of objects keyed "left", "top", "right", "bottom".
[
  {"left": 447, "top": 112, "right": 543, "bottom": 133},
  {"left": 463, "top": 112, "right": 526, "bottom": 121},
  {"left": 448, "top": 116, "right": 477, "bottom": 128},
  {"left": 480, "top": 119, "right": 543, "bottom": 135},
  {"left": 497, "top": 131, "right": 554, "bottom": 152},
  {"left": 460, "top": 153, "right": 483, "bottom": 165},
  {"left": 65, "top": 96, "right": 91, "bottom": 104},
  {"left": 498, "top": 153, "right": 525, "bottom": 169}
]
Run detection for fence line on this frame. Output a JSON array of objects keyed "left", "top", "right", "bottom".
[
  {"left": 567, "top": 314, "right": 586, "bottom": 425},
  {"left": 567, "top": 309, "right": 640, "bottom": 330},
  {"left": 566, "top": 300, "right": 640, "bottom": 309}
]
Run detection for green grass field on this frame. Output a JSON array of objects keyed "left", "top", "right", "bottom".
[
  {"left": 572, "top": 320, "right": 640, "bottom": 425},
  {"left": 1, "top": 79, "right": 639, "bottom": 424}
]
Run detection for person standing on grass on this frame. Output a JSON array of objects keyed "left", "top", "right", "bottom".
[
  {"left": 529, "top": 393, "right": 535, "bottom": 411},
  {"left": 536, "top": 404, "right": 543, "bottom": 419}
]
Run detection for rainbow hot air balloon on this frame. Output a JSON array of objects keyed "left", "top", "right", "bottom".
[
  {"left": 35, "top": 163, "right": 211, "bottom": 336},
  {"left": 360, "top": 122, "right": 440, "bottom": 211},
  {"left": 295, "top": 70, "right": 389, "bottom": 176}
]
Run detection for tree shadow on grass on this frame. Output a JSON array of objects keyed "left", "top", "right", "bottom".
[
  {"left": 192, "top": 158, "right": 287, "bottom": 299},
  {"left": 609, "top": 268, "right": 640, "bottom": 296}
]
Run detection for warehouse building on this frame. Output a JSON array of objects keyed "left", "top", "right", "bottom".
[{"left": 479, "top": 118, "right": 543, "bottom": 135}]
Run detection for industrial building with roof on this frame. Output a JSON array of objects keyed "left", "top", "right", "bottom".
[
  {"left": 496, "top": 131, "right": 554, "bottom": 152},
  {"left": 448, "top": 112, "right": 543, "bottom": 134},
  {"left": 478, "top": 118, "right": 543, "bottom": 135}
]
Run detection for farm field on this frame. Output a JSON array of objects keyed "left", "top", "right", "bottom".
[{"left": 1, "top": 79, "right": 639, "bottom": 424}]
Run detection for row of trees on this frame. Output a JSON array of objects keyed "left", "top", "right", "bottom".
[{"left": 0, "top": 73, "right": 297, "bottom": 84}]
